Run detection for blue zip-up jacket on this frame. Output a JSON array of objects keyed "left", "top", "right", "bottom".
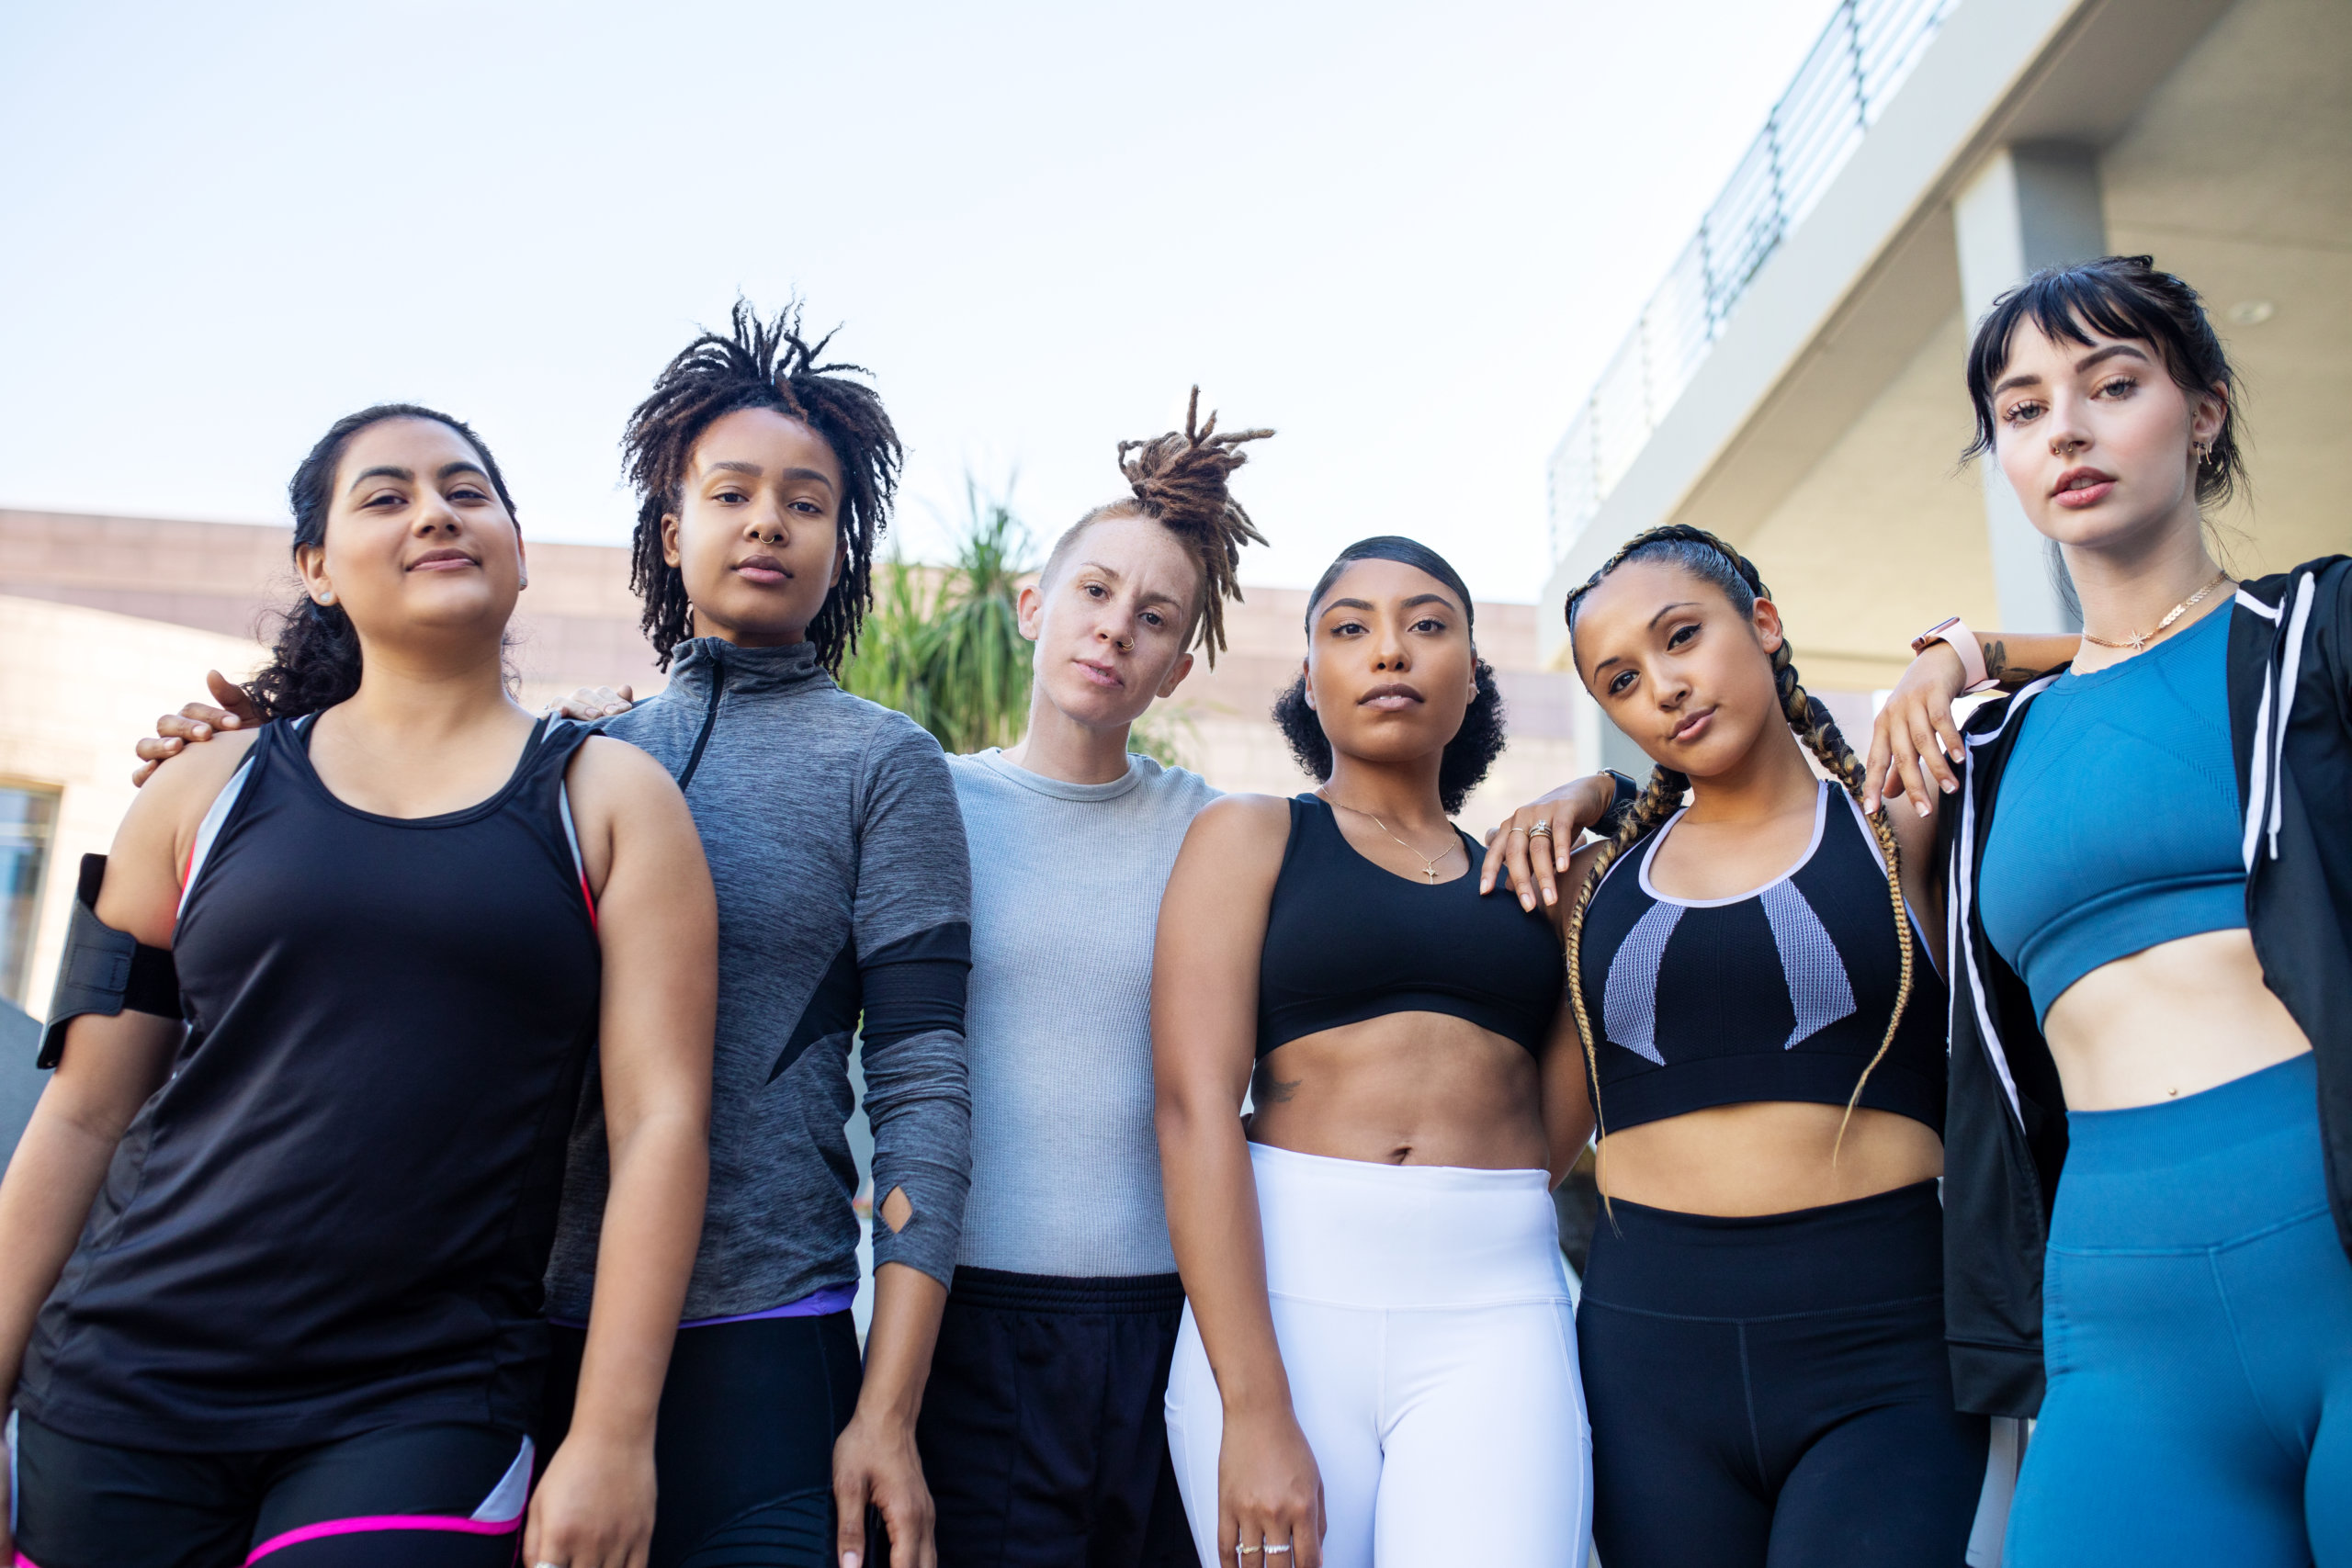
[{"left": 1940, "top": 556, "right": 2352, "bottom": 1418}]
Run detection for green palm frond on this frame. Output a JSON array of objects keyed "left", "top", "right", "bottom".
[{"left": 841, "top": 476, "right": 1035, "bottom": 756}]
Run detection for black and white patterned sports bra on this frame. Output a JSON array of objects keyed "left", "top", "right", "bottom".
[{"left": 1576, "top": 780, "right": 1948, "bottom": 1134}]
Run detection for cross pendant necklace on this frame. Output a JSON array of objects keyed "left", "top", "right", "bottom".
[{"left": 1319, "top": 791, "right": 1457, "bottom": 884}]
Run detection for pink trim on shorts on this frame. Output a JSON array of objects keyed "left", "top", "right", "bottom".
[{"left": 243, "top": 1513, "right": 520, "bottom": 1562}]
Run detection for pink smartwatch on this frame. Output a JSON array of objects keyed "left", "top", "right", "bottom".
[{"left": 1909, "top": 617, "right": 2000, "bottom": 694}]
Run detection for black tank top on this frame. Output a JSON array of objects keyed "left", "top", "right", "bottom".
[
  {"left": 17, "top": 715, "right": 602, "bottom": 1450},
  {"left": 1257, "top": 795, "right": 1564, "bottom": 1057},
  {"left": 1576, "top": 780, "right": 1947, "bottom": 1134}
]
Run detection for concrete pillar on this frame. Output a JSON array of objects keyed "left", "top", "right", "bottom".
[{"left": 1952, "top": 143, "right": 2107, "bottom": 632}]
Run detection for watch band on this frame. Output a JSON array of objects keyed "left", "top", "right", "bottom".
[
  {"left": 1596, "top": 770, "right": 1642, "bottom": 837},
  {"left": 1909, "top": 616, "right": 1997, "bottom": 694}
]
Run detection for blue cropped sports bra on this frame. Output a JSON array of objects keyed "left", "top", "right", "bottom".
[
  {"left": 1256, "top": 795, "right": 1565, "bottom": 1058},
  {"left": 1978, "top": 604, "right": 2245, "bottom": 1022}
]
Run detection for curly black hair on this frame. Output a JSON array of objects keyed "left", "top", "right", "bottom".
[
  {"left": 246, "top": 403, "right": 520, "bottom": 721},
  {"left": 1271, "top": 536, "right": 1506, "bottom": 816},
  {"left": 622, "top": 299, "right": 903, "bottom": 673}
]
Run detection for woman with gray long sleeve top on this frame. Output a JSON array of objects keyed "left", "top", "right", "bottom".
[{"left": 542, "top": 303, "right": 972, "bottom": 1568}]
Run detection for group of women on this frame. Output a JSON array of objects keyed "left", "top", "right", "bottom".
[{"left": 0, "top": 253, "right": 2343, "bottom": 1568}]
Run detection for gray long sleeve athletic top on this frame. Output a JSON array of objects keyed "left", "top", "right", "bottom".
[{"left": 544, "top": 637, "right": 974, "bottom": 1321}]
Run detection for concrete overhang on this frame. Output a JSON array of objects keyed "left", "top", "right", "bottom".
[{"left": 1538, "top": 0, "right": 2233, "bottom": 669}]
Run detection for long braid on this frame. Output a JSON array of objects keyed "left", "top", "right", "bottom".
[
  {"left": 1562, "top": 759, "right": 1686, "bottom": 1210},
  {"left": 1561, "top": 523, "right": 1915, "bottom": 1175}
]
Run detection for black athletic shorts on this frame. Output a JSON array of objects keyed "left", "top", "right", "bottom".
[
  {"left": 916, "top": 1268, "right": 1192, "bottom": 1568},
  {"left": 543, "top": 1308, "right": 864, "bottom": 1568},
  {"left": 7, "top": 1410, "right": 531, "bottom": 1568}
]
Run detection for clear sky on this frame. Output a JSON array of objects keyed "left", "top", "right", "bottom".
[{"left": 0, "top": 0, "right": 1839, "bottom": 604}]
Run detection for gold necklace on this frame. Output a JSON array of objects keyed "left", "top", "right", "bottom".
[
  {"left": 1318, "top": 790, "right": 1461, "bottom": 885},
  {"left": 2080, "top": 571, "right": 2228, "bottom": 653}
]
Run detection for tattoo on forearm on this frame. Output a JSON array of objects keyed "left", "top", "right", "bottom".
[{"left": 1984, "top": 638, "right": 2052, "bottom": 688}]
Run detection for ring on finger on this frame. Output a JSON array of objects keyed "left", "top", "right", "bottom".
[
  {"left": 1527, "top": 822, "right": 1554, "bottom": 839},
  {"left": 1265, "top": 1549, "right": 1294, "bottom": 1557},
  {"left": 1238, "top": 1548, "right": 1262, "bottom": 1558}
]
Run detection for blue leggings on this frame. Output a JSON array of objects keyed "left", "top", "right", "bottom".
[{"left": 2007, "top": 1053, "right": 2352, "bottom": 1567}]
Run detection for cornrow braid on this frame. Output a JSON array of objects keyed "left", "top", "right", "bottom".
[
  {"left": 1559, "top": 523, "right": 1916, "bottom": 1174},
  {"left": 622, "top": 299, "right": 903, "bottom": 673},
  {"left": 1057, "top": 387, "right": 1271, "bottom": 666}
]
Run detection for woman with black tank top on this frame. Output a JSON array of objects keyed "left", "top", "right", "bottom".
[
  {"left": 1155, "top": 536, "right": 1593, "bottom": 1568},
  {"left": 0, "top": 407, "right": 716, "bottom": 1568},
  {"left": 1555, "top": 525, "right": 1987, "bottom": 1568}
]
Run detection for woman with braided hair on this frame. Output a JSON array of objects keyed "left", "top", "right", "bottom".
[
  {"left": 1155, "top": 536, "right": 1595, "bottom": 1568},
  {"left": 1555, "top": 525, "right": 1987, "bottom": 1567}
]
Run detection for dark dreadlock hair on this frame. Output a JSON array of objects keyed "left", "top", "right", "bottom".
[
  {"left": 1046, "top": 386, "right": 1272, "bottom": 666},
  {"left": 246, "top": 403, "right": 521, "bottom": 722},
  {"left": 1560, "top": 525, "right": 1913, "bottom": 1168},
  {"left": 622, "top": 299, "right": 902, "bottom": 673},
  {"left": 1964, "top": 254, "right": 2243, "bottom": 511},
  {"left": 1272, "top": 536, "right": 1506, "bottom": 817}
]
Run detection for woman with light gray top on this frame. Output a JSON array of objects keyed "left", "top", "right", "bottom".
[{"left": 916, "top": 395, "right": 1261, "bottom": 1568}]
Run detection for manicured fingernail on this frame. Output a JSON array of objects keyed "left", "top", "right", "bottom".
[
  {"left": 1942, "top": 778, "right": 1957, "bottom": 794},
  {"left": 1916, "top": 798, "right": 1931, "bottom": 818},
  {"left": 1544, "top": 887, "right": 1557, "bottom": 906},
  {"left": 842, "top": 1553, "right": 861, "bottom": 1568},
  {"left": 192, "top": 725, "right": 209, "bottom": 739},
  {"left": 1521, "top": 894, "right": 1534, "bottom": 911}
]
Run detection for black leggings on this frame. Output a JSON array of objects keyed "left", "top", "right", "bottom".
[
  {"left": 543, "top": 1310, "right": 863, "bottom": 1568},
  {"left": 9, "top": 1413, "right": 528, "bottom": 1568},
  {"left": 1576, "top": 1181, "right": 1988, "bottom": 1568}
]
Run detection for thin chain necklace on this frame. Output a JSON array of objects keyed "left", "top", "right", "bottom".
[
  {"left": 1317, "top": 789, "right": 1461, "bottom": 885},
  {"left": 2081, "top": 570, "right": 2230, "bottom": 652}
]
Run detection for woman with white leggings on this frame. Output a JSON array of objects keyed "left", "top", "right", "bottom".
[{"left": 1153, "top": 536, "right": 1606, "bottom": 1567}]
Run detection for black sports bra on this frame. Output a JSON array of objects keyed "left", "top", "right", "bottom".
[
  {"left": 1256, "top": 795, "right": 1566, "bottom": 1058},
  {"left": 1576, "top": 781, "right": 1949, "bottom": 1134}
]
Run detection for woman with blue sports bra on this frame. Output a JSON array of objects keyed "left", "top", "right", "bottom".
[
  {"left": 1868, "top": 255, "right": 2352, "bottom": 1566},
  {"left": 1552, "top": 525, "right": 1990, "bottom": 1568}
]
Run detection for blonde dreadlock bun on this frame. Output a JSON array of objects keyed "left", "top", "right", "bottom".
[{"left": 1049, "top": 387, "right": 1272, "bottom": 666}]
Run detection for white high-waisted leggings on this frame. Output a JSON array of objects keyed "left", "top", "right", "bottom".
[{"left": 1164, "top": 1143, "right": 1592, "bottom": 1567}]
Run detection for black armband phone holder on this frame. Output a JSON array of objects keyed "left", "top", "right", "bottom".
[{"left": 38, "top": 854, "right": 181, "bottom": 1068}]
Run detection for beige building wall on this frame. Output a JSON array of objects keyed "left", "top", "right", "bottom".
[
  {"left": 0, "top": 596, "right": 263, "bottom": 1018},
  {"left": 2100, "top": 0, "right": 2351, "bottom": 580},
  {"left": 1742, "top": 312, "right": 1997, "bottom": 694}
]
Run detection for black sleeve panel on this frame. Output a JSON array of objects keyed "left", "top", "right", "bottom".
[{"left": 859, "top": 920, "right": 972, "bottom": 1052}]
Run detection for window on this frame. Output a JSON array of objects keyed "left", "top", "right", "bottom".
[{"left": 0, "top": 784, "right": 60, "bottom": 1010}]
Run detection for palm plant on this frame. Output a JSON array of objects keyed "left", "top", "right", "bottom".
[
  {"left": 922, "top": 482, "right": 1034, "bottom": 754},
  {"left": 841, "top": 479, "right": 1035, "bottom": 755}
]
